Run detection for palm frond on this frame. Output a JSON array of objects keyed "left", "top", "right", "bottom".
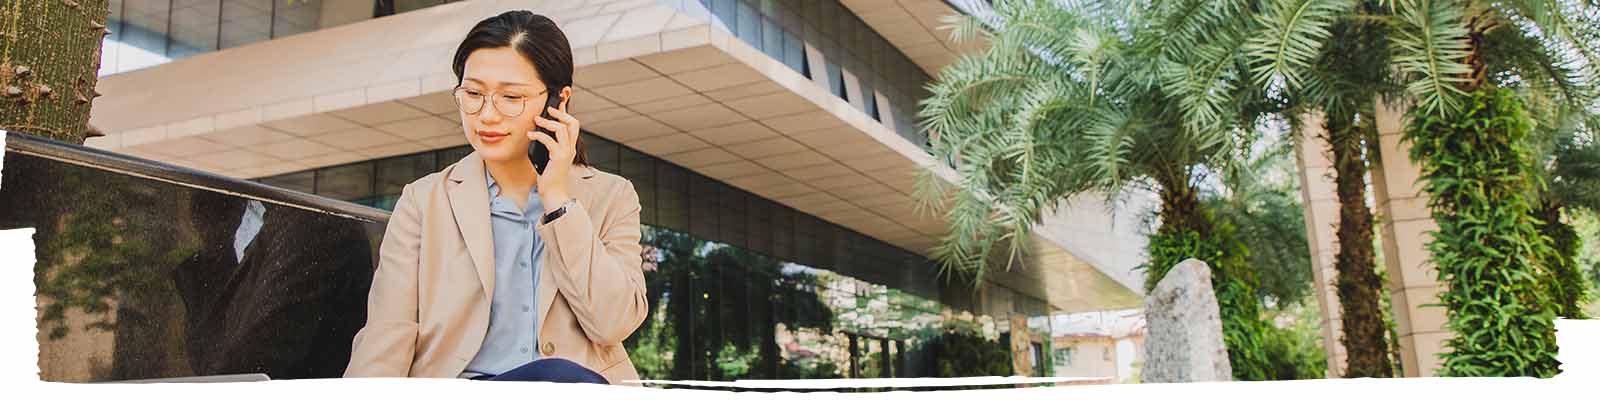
[
  {"left": 1245, "top": 0, "right": 1359, "bottom": 91},
  {"left": 1390, "top": 0, "right": 1474, "bottom": 116}
]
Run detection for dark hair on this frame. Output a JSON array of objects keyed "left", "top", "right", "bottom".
[{"left": 452, "top": 10, "right": 586, "bottom": 167}]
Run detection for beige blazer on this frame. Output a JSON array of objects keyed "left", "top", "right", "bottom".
[{"left": 344, "top": 151, "right": 647, "bottom": 384}]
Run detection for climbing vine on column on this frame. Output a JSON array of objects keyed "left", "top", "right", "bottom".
[{"left": 1404, "top": 88, "right": 1561, "bottom": 377}]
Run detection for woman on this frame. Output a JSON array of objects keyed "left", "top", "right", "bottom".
[{"left": 344, "top": 11, "right": 647, "bottom": 384}]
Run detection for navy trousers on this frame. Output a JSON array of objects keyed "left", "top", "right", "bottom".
[{"left": 469, "top": 358, "right": 608, "bottom": 384}]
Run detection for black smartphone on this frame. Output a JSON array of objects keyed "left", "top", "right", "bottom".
[{"left": 528, "top": 86, "right": 568, "bottom": 174}]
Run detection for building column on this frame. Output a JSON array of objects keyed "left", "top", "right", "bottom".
[
  {"left": 1292, "top": 111, "right": 1347, "bottom": 378},
  {"left": 1369, "top": 100, "right": 1449, "bottom": 377}
]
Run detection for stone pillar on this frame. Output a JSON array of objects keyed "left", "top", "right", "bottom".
[
  {"left": 1292, "top": 111, "right": 1348, "bottom": 378},
  {"left": 1142, "top": 259, "right": 1232, "bottom": 382},
  {"left": 1369, "top": 100, "right": 1449, "bottom": 377}
]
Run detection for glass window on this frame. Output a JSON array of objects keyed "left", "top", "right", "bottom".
[
  {"left": 869, "top": 36, "right": 885, "bottom": 75},
  {"left": 712, "top": 0, "right": 738, "bottom": 31},
  {"left": 774, "top": 3, "right": 801, "bottom": 32},
  {"left": 391, "top": 0, "right": 455, "bottom": 14},
  {"left": 220, "top": 0, "right": 272, "bottom": 49},
  {"left": 258, "top": 170, "right": 314, "bottom": 193},
  {"left": 837, "top": 12, "right": 856, "bottom": 57},
  {"left": 736, "top": 1, "right": 761, "bottom": 47},
  {"left": 656, "top": 163, "right": 689, "bottom": 232},
  {"left": 720, "top": 186, "right": 748, "bottom": 248},
  {"left": 782, "top": 30, "right": 807, "bottom": 77},
  {"left": 771, "top": 205, "right": 794, "bottom": 260},
  {"left": 818, "top": 0, "right": 836, "bottom": 39},
  {"left": 826, "top": 61, "right": 846, "bottom": 101},
  {"left": 99, "top": 0, "right": 125, "bottom": 76},
  {"left": 168, "top": 0, "right": 220, "bottom": 59},
  {"left": 118, "top": 0, "right": 171, "bottom": 72},
  {"left": 793, "top": 213, "right": 818, "bottom": 267},
  {"left": 271, "top": 0, "right": 322, "bottom": 38},
  {"left": 375, "top": 152, "right": 435, "bottom": 198},
  {"left": 620, "top": 147, "right": 656, "bottom": 225},
  {"left": 436, "top": 146, "right": 473, "bottom": 168},
  {"left": 761, "top": 16, "right": 784, "bottom": 60},
  {"left": 745, "top": 198, "right": 773, "bottom": 257},
  {"left": 689, "top": 174, "right": 721, "bottom": 241},
  {"left": 799, "top": 0, "right": 820, "bottom": 28},
  {"left": 585, "top": 135, "right": 620, "bottom": 174},
  {"left": 866, "top": 90, "right": 881, "bottom": 122},
  {"left": 316, "top": 162, "right": 374, "bottom": 201}
]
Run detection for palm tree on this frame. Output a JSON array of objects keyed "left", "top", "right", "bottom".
[
  {"left": 1245, "top": 0, "right": 1403, "bottom": 377},
  {"left": 915, "top": 0, "right": 1280, "bottom": 380},
  {"left": 1204, "top": 130, "right": 1313, "bottom": 311},
  {"left": 1244, "top": 0, "right": 1598, "bottom": 377},
  {"left": 1529, "top": 110, "right": 1600, "bottom": 319}
]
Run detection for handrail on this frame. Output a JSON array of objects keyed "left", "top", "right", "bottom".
[{"left": 2, "top": 131, "right": 390, "bottom": 223}]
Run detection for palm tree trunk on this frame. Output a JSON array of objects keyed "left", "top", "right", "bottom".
[
  {"left": 0, "top": 0, "right": 109, "bottom": 144},
  {"left": 1144, "top": 170, "right": 1211, "bottom": 293},
  {"left": 1156, "top": 171, "right": 1211, "bottom": 238},
  {"left": 1326, "top": 110, "right": 1395, "bottom": 377}
]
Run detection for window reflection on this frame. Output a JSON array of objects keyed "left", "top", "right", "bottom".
[
  {"left": 220, "top": 0, "right": 273, "bottom": 50},
  {"left": 168, "top": 0, "right": 221, "bottom": 59},
  {"left": 252, "top": 134, "right": 1019, "bottom": 381},
  {"left": 100, "top": 0, "right": 461, "bottom": 76}
]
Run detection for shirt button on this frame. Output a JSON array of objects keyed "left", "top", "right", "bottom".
[
  {"left": 520, "top": 347, "right": 529, "bottom": 354},
  {"left": 522, "top": 305, "right": 530, "bottom": 312}
]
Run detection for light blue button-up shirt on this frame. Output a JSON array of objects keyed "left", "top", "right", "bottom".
[{"left": 461, "top": 171, "right": 545, "bottom": 377}]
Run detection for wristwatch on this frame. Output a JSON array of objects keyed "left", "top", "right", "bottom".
[{"left": 542, "top": 198, "right": 575, "bottom": 224}]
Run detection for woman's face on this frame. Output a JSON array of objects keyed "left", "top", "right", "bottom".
[{"left": 458, "top": 46, "right": 549, "bottom": 164}]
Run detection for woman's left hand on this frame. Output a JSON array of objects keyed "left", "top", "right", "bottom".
[{"left": 530, "top": 94, "right": 579, "bottom": 208}]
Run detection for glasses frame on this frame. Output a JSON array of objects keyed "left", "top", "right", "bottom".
[{"left": 452, "top": 84, "right": 549, "bottom": 118}]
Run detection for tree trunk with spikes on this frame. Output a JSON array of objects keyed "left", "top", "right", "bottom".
[{"left": 0, "top": 0, "right": 110, "bottom": 145}]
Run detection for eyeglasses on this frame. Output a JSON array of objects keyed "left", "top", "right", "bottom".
[{"left": 453, "top": 85, "right": 548, "bottom": 118}]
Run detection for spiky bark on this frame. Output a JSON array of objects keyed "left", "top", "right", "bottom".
[
  {"left": 0, "top": 0, "right": 109, "bottom": 144},
  {"left": 1326, "top": 110, "right": 1394, "bottom": 377}
]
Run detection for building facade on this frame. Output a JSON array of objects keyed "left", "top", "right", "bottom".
[{"left": 83, "top": 0, "right": 1147, "bottom": 380}]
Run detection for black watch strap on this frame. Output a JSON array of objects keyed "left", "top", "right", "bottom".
[{"left": 542, "top": 200, "right": 571, "bottom": 224}]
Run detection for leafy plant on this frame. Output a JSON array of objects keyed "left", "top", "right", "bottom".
[
  {"left": 1142, "top": 219, "right": 1274, "bottom": 381},
  {"left": 1405, "top": 88, "right": 1561, "bottom": 377},
  {"left": 929, "top": 323, "right": 1012, "bottom": 378},
  {"left": 1260, "top": 300, "right": 1324, "bottom": 379}
]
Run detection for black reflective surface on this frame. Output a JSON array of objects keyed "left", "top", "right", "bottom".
[
  {"left": 5, "top": 133, "right": 1017, "bottom": 384},
  {"left": 3, "top": 136, "right": 381, "bottom": 382}
]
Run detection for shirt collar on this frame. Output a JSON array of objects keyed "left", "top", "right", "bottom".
[
  {"left": 485, "top": 170, "right": 542, "bottom": 216},
  {"left": 486, "top": 169, "right": 501, "bottom": 198}
]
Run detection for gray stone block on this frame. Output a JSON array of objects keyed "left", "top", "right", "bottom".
[{"left": 1142, "top": 258, "right": 1232, "bottom": 383}]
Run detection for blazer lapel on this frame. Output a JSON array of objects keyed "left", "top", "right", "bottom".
[
  {"left": 536, "top": 165, "right": 598, "bottom": 330},
  {"left": 445, "top": 152, "right": 496, "bottom": 301}
]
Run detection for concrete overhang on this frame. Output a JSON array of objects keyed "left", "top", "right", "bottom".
[
  {"left": 84, "top": 0, "right": 1135, "bottom": 313},
  {"left": 839, "top": 0, "right": 988, "bottom": 77}
]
